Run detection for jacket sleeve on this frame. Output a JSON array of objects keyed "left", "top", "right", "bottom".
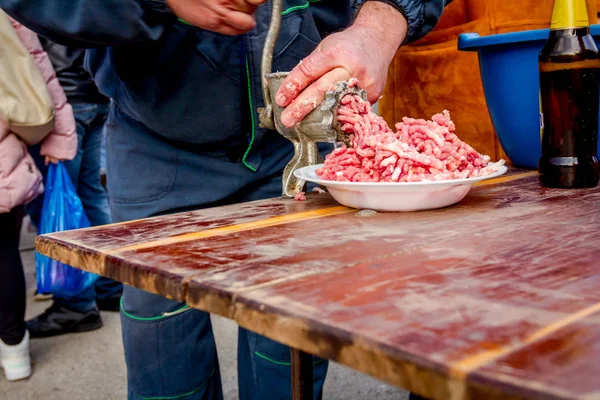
[
  {"left": 9, "top": 17, "right": 78, "bottom": 160},
  {"left": 0, "top": 0, "right": 174, "bottom": 47},
  {"left": 355, "top": 0, "right": 452, "bottom": 44}
]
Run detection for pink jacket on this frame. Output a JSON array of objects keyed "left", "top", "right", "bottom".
[{"left": 0, "top": 19, "right": 77, "bottom": 214}]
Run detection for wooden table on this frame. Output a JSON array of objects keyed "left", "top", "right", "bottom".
[{"left": 36, "top": 170, "right": 600, "bottom": 400}]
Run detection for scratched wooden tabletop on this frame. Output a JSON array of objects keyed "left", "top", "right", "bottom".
[{"left": 37, "top": 170, "right": 600, "bottom": 400}]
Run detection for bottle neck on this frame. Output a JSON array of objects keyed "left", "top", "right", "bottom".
[
  {"left": 548, "top": 26, "right": 591, "bottom": 38},
  {"left": 551, "top": 0, "right": 590, "bottom": 30}
]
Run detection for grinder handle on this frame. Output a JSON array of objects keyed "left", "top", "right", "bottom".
[{"left": 259, "top": 0, "right": 283, "bottom": 129}]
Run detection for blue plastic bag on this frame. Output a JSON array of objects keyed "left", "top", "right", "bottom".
[{"left": 36, "top": 162, "right": 98, "bottom": 296}]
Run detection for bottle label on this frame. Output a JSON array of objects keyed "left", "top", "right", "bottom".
[{"left": 551, "top": 0, "right": 589, "bottom": 30}]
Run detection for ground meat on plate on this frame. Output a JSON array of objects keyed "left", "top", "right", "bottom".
[{"left": 316, "top": 91, "right": 498, "bottom": 183}]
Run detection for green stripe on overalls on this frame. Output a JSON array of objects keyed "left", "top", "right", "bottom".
[
  {"left": 255, "top": 351, "right": 327, "bottom": 365},
  {"left": 139, "top": 368, "right": 217, "bottom": 400},
  {"left": 120, "top": 298, "right": 191, "bottom": 321}
]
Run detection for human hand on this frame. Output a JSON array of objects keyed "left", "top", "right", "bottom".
[
  {"left": 275, "top": 2, "right": 408, "bottom": 127},
  {"left": 167, "top": 0, "right": 267, "bottom": 35},
  {"left": 44, "top": 156, "right": 60, "bottom": 166}
]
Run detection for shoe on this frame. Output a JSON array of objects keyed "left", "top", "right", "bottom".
[
  {"left": 96, "top": 295, "right": 121, "bottom": 312},
  {"left": 0, "top": 331, "right": 32, "bottom": 381},
  {"left": 33, "top": 290, "right": 52, "bottom": 302},
  {"left": 26, "top": 303, "right": 103, "bottom": 338}
]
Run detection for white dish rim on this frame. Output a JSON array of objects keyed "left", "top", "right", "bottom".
[{"left": 294, "top": 162, "right": 509, "bottom": 188}]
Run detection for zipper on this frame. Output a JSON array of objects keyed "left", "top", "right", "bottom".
[{"left": 241, "top": 37, "right": 257, "bottom": 172}]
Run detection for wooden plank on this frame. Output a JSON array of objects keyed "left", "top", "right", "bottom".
[
  {"left": 109, "top": 206, "right": 352, "bottom": 254},
  {"left": 39, "top": 195, "right": 341, "bottom": 252},
  {"left": 35, "top": 196, "right": 343, "bottom": 300}
]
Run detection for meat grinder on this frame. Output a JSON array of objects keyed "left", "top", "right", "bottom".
[{"left": 257, "top": 0, "right": 367, "bottom": 197}]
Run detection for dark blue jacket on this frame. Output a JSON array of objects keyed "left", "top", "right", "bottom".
[
  {"left": 38, "top": 38, "right": 108, "bottom": 105},
  {"left": 0, "top": 0, "right": 449, "bottom": 172}
]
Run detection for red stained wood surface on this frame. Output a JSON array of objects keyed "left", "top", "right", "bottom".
[{"left": 36, "top": 172, "right": 600, "bottom": 400}]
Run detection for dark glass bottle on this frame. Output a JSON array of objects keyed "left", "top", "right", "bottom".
[{"left": 538, "top": 0, "right": 600, "bottom": 188}]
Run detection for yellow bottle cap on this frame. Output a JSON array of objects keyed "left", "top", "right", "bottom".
[{"left": 551, "top": 0, "right": 589, "bottom": 30}]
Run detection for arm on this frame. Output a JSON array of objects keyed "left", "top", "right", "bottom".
[
  {"left": 1, "top": 0, "right": 269, "bottom": 46},
  {"left": 355, "top": 0, "right": 451, "bottom": 44},
  {"left": 9, "top": 17, "right": 78, "bottom": 160},
  {"left": 0, "top": 0, "right": 174, "bottom": 47},
  {"left": 276, "top": 0, "right": 450, "bottom": 127}
]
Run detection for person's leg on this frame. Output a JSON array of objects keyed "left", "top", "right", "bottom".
[
  {"left": 60, "top": 102, "right": 122, "bottom": 308},
  {"left": 74, "top": 103, "right": 111, "bottom": 226},
  {"left": 105, "top": 103, "right": 231, "bottom": 399},
  {"left": 27, "top": 104, "right": 103, "bottom": 337},
  {"left": 0, "top": 206, "right": 31, "bottom": 381},
  {"left": 121, "top": 286, "right": 223, "bottom": 400},
  {"left": 235, "top": 171, "right": 329, "bottom": 400},
  {"left": 51, "top": 102, "right": 90, "bottom": 308},
  {"left": 26, "top": 282, "right": 102, "bottom": 338},
  {"left": 238, "top": 329, "right": 328, "bottom": 400},
  {"left": 94, "top": 278, "right": 123, "bottom": 311},
  {"left": 0, "top": 207, "right": 26, "bottom": 346},
  {"left": 22, "top": 144, "right": 53, "bottom": 301},
  {"left": 74, "top": 103, "right": 122, "bottom": 310},
  {"left": 104, "top": 104, "right": 302, "bottom": 400}
]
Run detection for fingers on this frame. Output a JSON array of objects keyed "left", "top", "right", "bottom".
[
  {"left": 280, "top": 67, "right": 351, "bottom": 128},
  {"left": 44, "top": 156, "right": 59, "bottom": 166},
  {"left": 244, "top": 0, "right": 266, "bottom": 6},
  {"left": 195, "top": 6, "right": 257, "bottom": 34},
  {"left": 217, "top": 25, "right": 251, "bottom": 35},
  {"left": 222, "top": 9, "right": 257, "bottom": 31},
  {"left": 204, "top": 0, "right": 259, "bottom": 33},
  {"left": 224, "top": 0, "right": 258, "bottom": 15},
  {"left": 168, "top": 0, "right": 258, "bottom": 35},
  {"left": 276, "top": 47, "right": 340, "bottom": 107}
]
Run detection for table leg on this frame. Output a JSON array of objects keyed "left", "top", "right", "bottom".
[{"left": 291, "top": 348, "right": 313, "bottom": 400}]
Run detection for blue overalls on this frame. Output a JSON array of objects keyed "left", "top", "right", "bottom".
[
  {"left": 1, "top": 0, "right": 448, "bottom": 397},
  {"left": 99, "top": 5, "right": 339, "bottom": 398}
]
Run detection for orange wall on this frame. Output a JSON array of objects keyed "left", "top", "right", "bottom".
[{"left": 380, "top": 0, "right": 598, "bottom": 162}]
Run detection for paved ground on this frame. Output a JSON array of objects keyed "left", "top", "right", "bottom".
[{"left": 0, "top": 220, "right": 407, "bottom": 400}]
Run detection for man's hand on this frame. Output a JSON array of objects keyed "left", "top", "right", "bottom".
[
  {"left": 276, "top": 2, "right": 408, "bottom": 127},
  {"left": 45, "top": 156, "right": 60, "bottom": 166},
  {"left": 166, "top": 0, "right": 267, "bottom": 35}
]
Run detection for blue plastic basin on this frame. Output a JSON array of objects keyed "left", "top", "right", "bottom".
[{"left": 458, "top": 25, "right": 600, "bottom": 168}]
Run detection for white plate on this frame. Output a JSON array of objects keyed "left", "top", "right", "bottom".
[{"left": 294, "top": 163, "right": 508, "bottom": 212}]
